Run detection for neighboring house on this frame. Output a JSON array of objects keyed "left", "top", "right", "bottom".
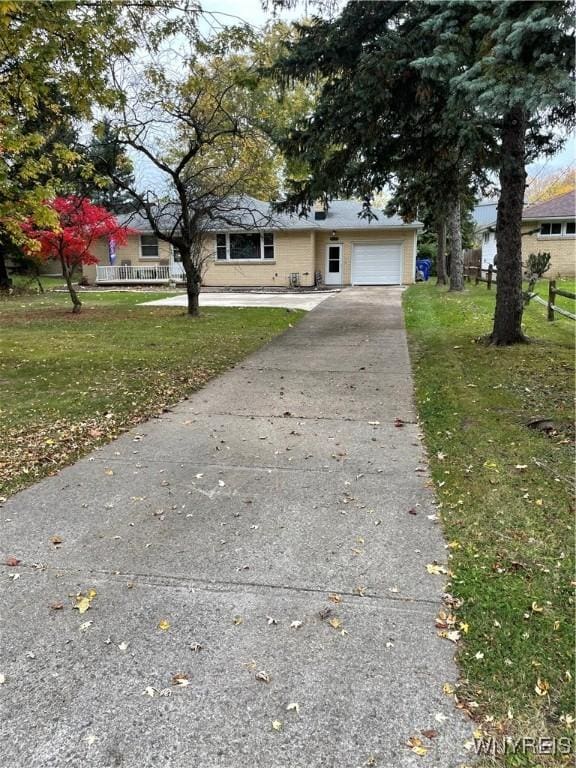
[
  {"left": 478, "top": 190, "right": 576, "bottom": 276},
  {"left": 83, "top": 198, "right": 422, "bottom": 288}
]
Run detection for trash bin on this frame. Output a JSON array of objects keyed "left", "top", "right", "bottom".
[{"left": 416, "top": 258, "right": 432, "bottom": 281}]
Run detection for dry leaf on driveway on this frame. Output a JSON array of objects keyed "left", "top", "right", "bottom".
[
  {"left": 157, "top": 619, "right": 171, "bottom": 631},
  {"left": 406, "top": 736, "right": 428, "bottom": 756}
]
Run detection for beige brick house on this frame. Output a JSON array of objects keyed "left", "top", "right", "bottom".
[
  {"left": 84, "top": 199, "right": 422, "bottom": 288},
  {"left": 480, "top": 190, "right": 576, "bottom": 277}
]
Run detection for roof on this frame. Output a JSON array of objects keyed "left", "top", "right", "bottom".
[
  {"left": 522, "top": 190, "right": 576, "bottom": 221},
  {"left": 472, "top": 201, "right": 498, "bottom": 228},
  {"left": 476, "top": 189, "right": 576, "bottom": 232},
  {"left": 117, "top": 197, "right": 422, "bottom": 233}
]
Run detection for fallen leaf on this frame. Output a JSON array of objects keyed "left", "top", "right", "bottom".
[
  {"left": 266, "top": 616, "right": 278, "bottom": 625},
  {"left": 328, "top": 617, "right": 343, "bottom": 630},
  {"left": 255, "top": 670, "right": 272, "bottom": 684},
  {"left": 426, "top": 563, "right": 451, "bottom": 576},
  {"left": 233, "top": 615, "right": 243, "bottom": 626},
  {"left": 74, "top": 597, "right": 92, "bottom": 614},
  {"left": 535, "top": 677, "right": 550, "bottom": 696},
  {"left": 118, "top": 642, "right": 129, "bottom": 651},
  {"left": 79, "top": 620, "right": 93, "bottom": 631},
  {"left": 406, "top": 736, "right": 428, "bottom": 756},
  {"left": 434, "top": 712, "right": 448, "bottom": 723},
  {"left": 442, "top": 683, "right": 455, "bottom": 695},
  {"left": 157, "top": 619, "right": 170, "bottom": 631},
  {"left": 286, "top": 702, "right": 300, "bottom": 714},
  {"left": 49, "top": 535, "right": 63, "bottom": 545},
  {"left": 0, "top": 674, "right": 5, "bottom": 685},
  {"left": 271, "top": 720, "right": 283, "bottom": 731},
  {"left": 143, "top": 686, "right": 156, "bottom": 697},
  {"left": 50, "top": 602, "right": 64, "bottom": 610},
  {"left": 290, "top": 620, "right": 303, "bottom": 629},
  {"left": 5, "top": 557, "right": 21, "bottom": 567},
  {"left": 328, "top": 593, "right": 342, "bottom": 604},
  {"left": 171, "top": 673, "right": 190, "bottom": 687},
  {"left": 84, "top": 733, "right": 97, "bottom": 746},
  {"left": 421, "top": 729, "right": 438, "bottom": 740}
]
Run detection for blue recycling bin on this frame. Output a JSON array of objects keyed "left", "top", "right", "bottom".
[{"left": 416, "top": 258, "right": 432, "bottom": 281}]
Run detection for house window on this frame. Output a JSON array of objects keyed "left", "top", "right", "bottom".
[
  {"left": 215, "top": 232, "right": 275, "bottom": 261},
  {"left": 540, "top": 222, "right": 562, "bottom": 236},
  {"left": 230, "top": 233, "right": 261, "bottom": 260},
  {"left": 172, "top": 246, "right": 182, "bottom": 263},
  {"left": 483, "top": 231, "right": 490, "bottom": 243},
  {"left": 263, "top": 232, "right": 275, "bottom": 259},
  {"left": 566, "top": 221, "right": 575, "bottom": 235},
  {"left": 140, "top": 235, "right": 159, "bottom": 259},
  {"left": 216, "top": 234, "right": 227, "bottom": 260}
]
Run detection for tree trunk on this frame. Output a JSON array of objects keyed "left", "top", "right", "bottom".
[
  {"left": 489, "top": 104, "right": 528, "bottom": 345},
  {"left": 180, "top": 244, "right": 201, "bottom": 317},
  {"left": 0, "top": 248, "right": 12, "bottom": 291},
  {"left": 186, "top": 278, "right": 200, "bottom": 316},
  {"left": 448, "top": 197, "right": 464, "bottom": 291},
  {"left": 62, "top": 260, "right": 82, "bottom": 313},
  {"left": 436, "top": 219, "right": 447, "bottom": 285}
]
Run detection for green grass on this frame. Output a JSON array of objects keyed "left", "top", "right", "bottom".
[
  {"left": 404, "top": 283, "right": 575, "bottom": 766},
  {"left": 0, "top": 290, "right": 303, "bottom": 497}
]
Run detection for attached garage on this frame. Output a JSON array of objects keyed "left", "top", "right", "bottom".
[{"left": 351, "top": 242, "right": 403, "bottom": 285}]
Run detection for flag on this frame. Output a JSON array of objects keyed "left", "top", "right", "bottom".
[{"left": 108, "top": 237, "right": 117, "bottom": 265}]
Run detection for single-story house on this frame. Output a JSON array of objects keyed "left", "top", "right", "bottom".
[
  {"left": 479, "top": 190, "right": 575, "bottom": 276},
  {"left": 84, "top": 198, "right": 423, "bottom": 288}
]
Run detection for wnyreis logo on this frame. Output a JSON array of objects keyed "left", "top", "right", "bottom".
[{"left": 473, "top": 736, "right": 574, "bottom": 756}]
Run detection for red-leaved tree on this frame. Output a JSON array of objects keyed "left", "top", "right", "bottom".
[{"left": 22, "top": 196, "right": 132, "bottom": 313}]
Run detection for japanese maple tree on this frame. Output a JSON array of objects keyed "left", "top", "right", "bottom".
[{"left": 22, "top": 196, "right": 131, "bottom": 313}]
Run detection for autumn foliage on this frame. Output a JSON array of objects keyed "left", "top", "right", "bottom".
[{"left": 21, "top": 196, "right": 132, "bottom": 312}]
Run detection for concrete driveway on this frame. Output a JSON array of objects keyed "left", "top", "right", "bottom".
[
  {"left": 0, "top": 287, "right": 470, "bottom": 767},
  {"left": 141, "top": 291, "right": 335, "bottom": 311}
]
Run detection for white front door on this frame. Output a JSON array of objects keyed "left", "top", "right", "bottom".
[{"left": 325, "top": 243, "right": 343, "bottom": 285}]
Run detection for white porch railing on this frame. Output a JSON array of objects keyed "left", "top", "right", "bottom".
[{"left": 96, "top": 264, "right": 182, "bottom": 283}]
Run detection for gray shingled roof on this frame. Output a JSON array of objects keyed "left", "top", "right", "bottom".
[
  {"left": 117, "top": 197, "right": 421, "bottom": 233},
  {"left": 522, "top": 190, "right": 575, "bottom": 220}
]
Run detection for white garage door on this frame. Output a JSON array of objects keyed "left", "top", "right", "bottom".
[{"left": 351, "top": 243, "right": 403, "bottom": 285}]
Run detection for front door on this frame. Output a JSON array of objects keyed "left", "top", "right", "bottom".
[{"left": 325, "top": 244, "right": 343, "bottom": 285}]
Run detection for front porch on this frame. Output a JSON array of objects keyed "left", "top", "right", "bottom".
[{"left": 96, "top": 264, "right": 185, "bottom": 284}]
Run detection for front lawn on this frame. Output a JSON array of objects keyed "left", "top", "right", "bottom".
[
  {"left": 0, "top": 290, "right": 303, "bottom": 497},
  {"left": 404, "top": 283, "right": 574, "bottom": 765}
]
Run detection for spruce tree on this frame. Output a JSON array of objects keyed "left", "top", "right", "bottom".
[{"left": 87, "top": 117, "right": 136, "bottom": 213}]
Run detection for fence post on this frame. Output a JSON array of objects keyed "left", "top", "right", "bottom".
[
  {"left": 487, "top": 264, "right": 493, "bottom": 290},
  {"left": 475, "top": 267, "right": 480, "bottom": 285},
  {"left": 548, "top": 279, "right": 556, "bottom": 321}
]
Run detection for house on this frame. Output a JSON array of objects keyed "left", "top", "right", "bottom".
[
  {"left": 83, "top": 199, "right": 422, "bottom": 288},
  {"left": 479, "top": 190, "right": 575, "bottom": 276}
]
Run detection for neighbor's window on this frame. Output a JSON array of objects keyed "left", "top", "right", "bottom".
[
  {"left": 215, "top": 233, "right": 275, "bottom": 261},
  {"left": 565, "top": 221, "right": 575, "bottom": 235},
  {"left": 483, "top": 231, "right": 490, "bottom": 243},
  {"left": 141, "top": 234, "right": 159, "bottom": 258},
  {"left": 540, "top": 222, "right": 562, "bottom": 236}
]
